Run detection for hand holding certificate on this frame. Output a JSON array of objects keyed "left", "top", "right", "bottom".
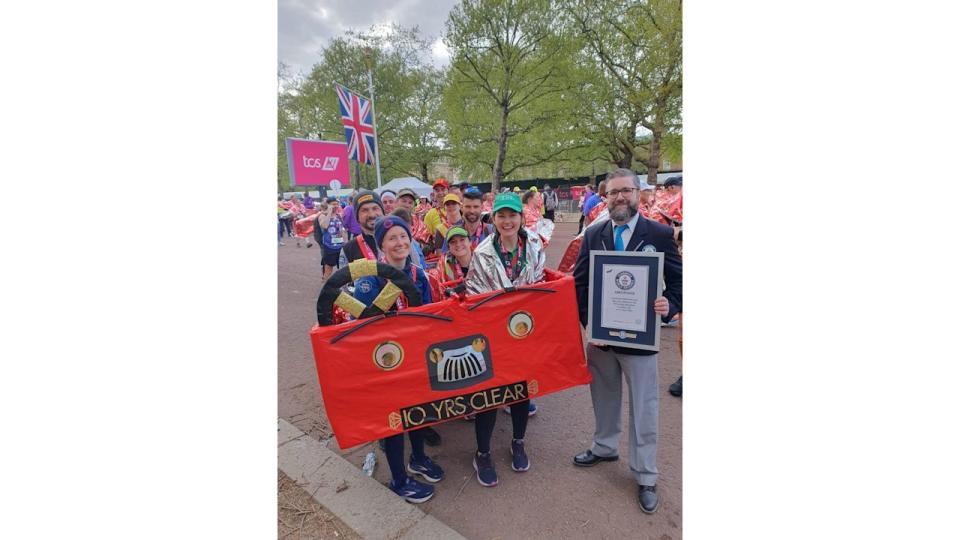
[{"left": 586, "top": 251, "right": 665, "bottom": 351}]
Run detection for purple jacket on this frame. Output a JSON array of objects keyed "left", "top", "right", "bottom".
[{"left": 341, "top": 205, "right": 362, "bottom": 235}]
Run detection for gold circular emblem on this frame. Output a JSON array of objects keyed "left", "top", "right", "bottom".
[
  {"left": 373, "top": 341, "right": 404, "bottom": 371},
  {"left": 429, "top": 348, "right": 443, "bottom": 364},
  {"left": 507, "top": 311, "right": 534, "bottom": 338}
]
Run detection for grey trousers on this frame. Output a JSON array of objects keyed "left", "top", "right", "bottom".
[{"left": 586, "top": 344, "right": 659, "bottom": 486}]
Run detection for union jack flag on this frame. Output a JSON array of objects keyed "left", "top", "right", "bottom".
[{"left": 334, "top": 83, "right": 377, "bottom": 165}]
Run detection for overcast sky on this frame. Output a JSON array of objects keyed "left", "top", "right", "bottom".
[{"left": 279, "top": 0, "right": 460, "bottom": 77}]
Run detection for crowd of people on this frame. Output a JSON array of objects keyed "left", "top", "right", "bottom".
[{"left": 280, "top": 171, "right": 683, "bottom": 512}]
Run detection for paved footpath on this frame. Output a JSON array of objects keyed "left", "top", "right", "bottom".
[{"left": 279, "top": 220, "right": 682, "bottom": 539}]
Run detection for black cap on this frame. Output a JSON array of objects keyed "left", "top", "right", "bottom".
[
  {"left": 663, "top": 176, "right": 682, "bottom": 187},
  {"left": 353, "top": 189, "right": 384, "bottom": 214}
]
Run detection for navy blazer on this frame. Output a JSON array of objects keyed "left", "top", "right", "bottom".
[{"left": 573, "top": 216, "right": 682, "bottom": 354}]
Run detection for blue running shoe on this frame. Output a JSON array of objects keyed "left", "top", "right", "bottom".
[
  {"left": 511, "top": 439, "right": 530, "bottom": 472},
  {"left": 473, "top": 451, "right": 498, "bottom": 487},
  {"left": 503, "top": 402, "right": 538, "bottom": 417},
  {"left": 407, "top": 456, "right": 445, "bottom": 483},
  {"left": 389, "top": 476, "right": 434, "bottom": 504}
]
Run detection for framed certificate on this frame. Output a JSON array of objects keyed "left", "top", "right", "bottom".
[{"left": 586, "top": 251, "right": 665, "bottom": 351}]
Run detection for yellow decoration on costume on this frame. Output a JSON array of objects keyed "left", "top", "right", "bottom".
[
  {"left": 529, "top": 379, "right": 539, "bottom": 395},
  {"left": 471, "top": 338, "right": 486, "bottom": 352},
  {"left": 334, "top": 292, "right": 365, "bottom": 318},
  {"left": 388, "top": 412, "right": 402, "bottom": 430},
  {"left": 372, "top": 281, "right": 403, "bottom": 312},
  {"left": 349, "top": 259, "right": 379, "bottom": 282}
]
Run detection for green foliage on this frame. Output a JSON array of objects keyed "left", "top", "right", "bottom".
[
  {"left": 277, "top": 25, "right": 446, "bottom": 188},
  {"left": 277, "top": 1, "right": 683, "bottom": 188},
  {"left": 564, "top": 0, "right": 682, "bottom": 175},
  {"left": 443, "top": 0, "right": 605, "bottom": 188}
]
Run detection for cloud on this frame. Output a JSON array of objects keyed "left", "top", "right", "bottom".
[
  {"left": 430, "top": 38, "right": 451, "bottom": 66},
  {"left": 279, "top": 0, "right": 459, "bottom": 76}
]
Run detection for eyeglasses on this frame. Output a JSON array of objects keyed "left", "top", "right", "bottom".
[{"left": 606, "top": 188, "right": 638, "bottom": 199}]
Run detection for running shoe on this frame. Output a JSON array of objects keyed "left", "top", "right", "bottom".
[
  {"left": 510, "top": 439, "right": 530, "bottom": 472},
  {"left": 503, "top": 402, "right": 537, "bottom": 417},
  {"left": 473, "top": 451, "right": 498, "bottom": 487},
  {"left": 389, "top": 476, "right": 434, "bottom": 504},
  {"left": 407, "top": 456, "right": 445, "bottom": 483}
]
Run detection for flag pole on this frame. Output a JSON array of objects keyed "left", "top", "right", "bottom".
[{"left": 364, "top": 49, "right": 383, "bottom": 189}]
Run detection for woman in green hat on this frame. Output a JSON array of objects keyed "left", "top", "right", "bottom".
[{"left": 462, "top": 192, "right": 546, "bottom": 487}]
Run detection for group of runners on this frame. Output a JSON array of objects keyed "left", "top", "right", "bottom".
[{"left": 282, "top": 171, "right": 682, "bottom": 513}]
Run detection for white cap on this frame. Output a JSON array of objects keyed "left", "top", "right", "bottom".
[{"left": 637, "top": 180, "right": 655, "bottom": 191}]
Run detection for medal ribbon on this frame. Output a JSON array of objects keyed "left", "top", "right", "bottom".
[
  {"left": 496, "top": 235, "right": 525, "bottom": 281},
  {"left": 444, "top": 255, "right": 464, "bottom": 281},
  {"left": 467, "top": 223, "right": 485, "bottom": 249}
]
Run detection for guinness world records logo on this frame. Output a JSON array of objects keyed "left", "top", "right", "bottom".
[{"left": 615, "top": 271, "right": 635, "bottom": 290}]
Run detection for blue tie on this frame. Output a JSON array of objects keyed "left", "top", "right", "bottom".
[{"left": 614, "top": 224, "right": 628, "bottom": 251}]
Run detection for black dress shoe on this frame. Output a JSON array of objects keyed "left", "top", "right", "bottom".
[
  {"left": 422, "top": 427, "right": 441, "bottom": 446},
  {"left": 669, "top": 376, "right": 682, "bottom": 397},
  {"left": 573, "top": 449, "right": 619, "bottom": 467},
  {"left": 638, "top": 484, "right": 659, "bottom": 514}
]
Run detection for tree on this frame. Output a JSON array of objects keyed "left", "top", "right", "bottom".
[
  {"left": 565, "top": 0, "right": 682, "bottom": 183},
  {"left": 277, "top": 25, "right": 447, "bottom": 189},
  {"left": 384, "top": 65, "right": 447, "bottom": 183},
  {"left": 444, "top": 0, "right": 588, "bottom": 190}
]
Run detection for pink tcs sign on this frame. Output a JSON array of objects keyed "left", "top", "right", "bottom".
[{"left": 285, "top": 138, "right": 351, "bottom": 188}]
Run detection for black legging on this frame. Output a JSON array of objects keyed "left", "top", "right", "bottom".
[
  {"left": 577, "top": 214, "right": 585, "bottom": 234},
  {"left": 383, "top": 428, "right": 427, "bottom": 483},
  {"left": 281, "top": 217, "right": 294, "bottom": 237},
  {"left": 475, "top": 400, "right": 529, "bottom": 453}
]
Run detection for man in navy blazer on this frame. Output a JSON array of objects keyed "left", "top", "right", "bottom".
[{"left": 571, "top": 168, "right": 683, "bottom": 514}]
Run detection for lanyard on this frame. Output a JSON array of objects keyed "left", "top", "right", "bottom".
[
  {"left": 393, "top": 264, "right": 419, "bottom": 310},
  {"left": 495, "top": 235, "right": 525, "bottom": 281},
  {"left": 357, "top": 235, "right": 377, "bottom": 261},
  {"left": 444, "top": 255, "right": 465, "bottom": 281},
  {"left": 466, "top": 223, "right": 486, "bottom": 249}
]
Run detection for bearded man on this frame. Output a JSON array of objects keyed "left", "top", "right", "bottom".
[{"left": 571, "top": 168, "right": 682, "bottom": 515}]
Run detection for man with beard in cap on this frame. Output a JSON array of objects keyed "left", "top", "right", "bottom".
[
  {"left": 571, "top": 168, "right": 682, "bottom": 515},
  {"left": 338, "top": 189, "right": 384, "bottom": 264}
]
